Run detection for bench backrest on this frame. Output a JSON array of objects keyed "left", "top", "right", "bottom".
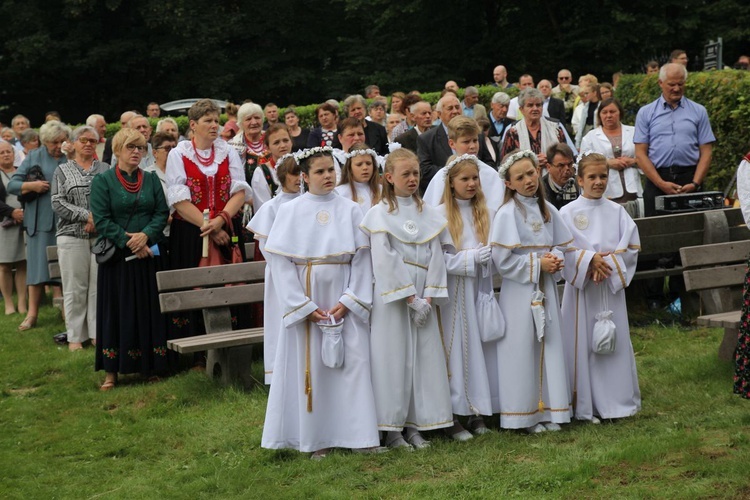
[
  {"left": 680, "top": 240, "right": 750, "bottom": 291},
  {"left": 635, "top": 207, "right": 749, "bottom": 257},
  {"left": 156, "top": 261, "right": 266, "bottom": 314}
]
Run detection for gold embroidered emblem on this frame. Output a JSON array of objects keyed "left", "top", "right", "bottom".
[
  {"left": 316, "top": 210, "right": 331, "bottom": 226},
  {"left": 403, "top": 220, "right": 418, "bottom": 235},
  {"left": 574, "top": 214, "right": 589, "bottom": 230}
]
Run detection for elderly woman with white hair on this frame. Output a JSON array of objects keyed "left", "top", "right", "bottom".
[
  {"left": 8, "top": 120, "right": 70, "bottom": 331},
  {"left": 51, "top": 126, "right": 109, "bottom": 350},
  {"left": 156, "top": 117, "right": 183, "bottom": 142},
  {"left": 343, "top": 94, "right": 389, "bottom": 156},
  {"left": 499, "top": 88, "right": 567, "bottom": 168},
  {"left": 229, "top": 102, "right": 271, "bottom": 176}
]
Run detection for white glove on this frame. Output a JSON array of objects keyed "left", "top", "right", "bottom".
[
  {"left": 474, "top": 245, "right": 492, "bottom": 265},
  {"left": 408, "top": 297, "right": 431, "bottom": 328}
]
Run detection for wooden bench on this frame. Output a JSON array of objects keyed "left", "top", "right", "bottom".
[
  {"left": 633, "top": 207, "right": 750, "bottom": 281},
  {"left": 45, "top": 246, "right": 64, "bottom": 312},
  {"left": 156, "top": 261, "right": 266, "bottom": 387},
  {"left": 680, "top": 240, "right": 750, "bottom": 361}
]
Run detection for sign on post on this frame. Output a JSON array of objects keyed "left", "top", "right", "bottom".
[{"left": 704, "top": 38, "right": 723, "bottom": 70}]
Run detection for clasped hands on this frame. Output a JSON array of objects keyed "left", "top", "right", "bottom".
[
  {"left": 125, "top": 231, "right": 152, "bottom": 259},
  {"left": 308, "top": 302, "right": 348, "bottom": 323},
  {"left": 200, "top": 216, "right": 229, "bottom": 246},
  {"left": 588, "top": 252, "right": 612, "bottom": 283},
  {"left": 540, "top": 252, "right": 564, "bottom": 274}
]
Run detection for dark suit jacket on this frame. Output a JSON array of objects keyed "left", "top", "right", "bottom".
[
  {"left": 363, "top": 121, "right": 389, "bottom": 156},
  {"left": 102, "top": 136, "right": 113, "bottom": 165},
  {"left": 547, "top": 97, "right": 567, "bottom": 125},
  {"left": 394, "top": 127, "right": 423, "bottom": 153},
  {"left": 417, "top": 125, "right": 452, "bottom": 194}
]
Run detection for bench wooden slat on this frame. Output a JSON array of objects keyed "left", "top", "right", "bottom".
[
  {"left": 167, "top": 328, "right": 265, "bottom": 353},
  {"left": 683, "top": 264, "right": 745, "bottom": 291},
  {"left": 631, "top": 266, "right": 684, "bottom": 281},
  {"left": 160, "top": 282, "right": 265, "bottom": 313},
  {"left": 680, "top": 240, "right": 750, "bottom": 269},
  {"left": 156, "top": 261, "right": 265, "bottom": 292},
  {"left": 696, "top": 310, "right": 741, "bottom": 328},
  {"left": 638, "top": 231, "right": 704, "bottom": 255},
  {"left": 48, "top": 262, "right": 61, "bottom": 280},
  {"left": 46, "top": 246, "right": 58, "bottom": 261}
]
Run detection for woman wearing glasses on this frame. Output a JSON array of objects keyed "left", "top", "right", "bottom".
[
  {"left": 144, "top": 132, "right": 177, "bottom": 239},
  {"left": 580, "top": 98, "right": 641, "bottom": 218},
  {"left": 51, "top": 126, "right": 109, "bottom": 351},
  {"left": 90, "top": 128, "right": 170, "bottom": 390}
]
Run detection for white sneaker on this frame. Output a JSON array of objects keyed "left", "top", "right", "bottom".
[
  {"left": 406, "top": 431, "right": 431, "bottom": 449},
  {"left": 543, "top": 422, "right": 561, "bottom": 432},
  {"left": 591, "top": 416, "right": 601, "bottom": 425},
  {"left": 526, "top": 423, "right": 547, "bottom": 434}
]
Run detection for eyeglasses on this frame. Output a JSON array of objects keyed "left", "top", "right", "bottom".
[
  {"left": 78, "top": 137, "right": 98, "bottom": 145},
  {"left": 553, "top": 161, "right": 575, "bottom": 170},
  {"left": 125, "top": 144, "right": 147, "bottom": 153},
  {"left": 155, "top": 145, "right": 173, "bottom": 152},
  {"left": 558, "top": 76, "right": 571, "bottom": 80}
]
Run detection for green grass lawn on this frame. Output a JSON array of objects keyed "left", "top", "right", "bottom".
[{"left": 1, "top": 300, "right": 749, "bottom": 499}]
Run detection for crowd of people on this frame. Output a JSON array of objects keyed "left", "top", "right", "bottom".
[{"left": 2, "top": 54, "right": 750, "bottom": 460}]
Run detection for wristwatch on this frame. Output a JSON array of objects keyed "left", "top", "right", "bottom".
[{"left": 691, "top": 181, "right": 702, "bottom": 191}]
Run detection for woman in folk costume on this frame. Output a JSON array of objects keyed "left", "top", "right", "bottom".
[
  {"left": 260, "top": 147, "right": 383, "bottom": 460},
  {"left": 560, "top": 152, "right": 641, "bottom": 422},
  {"left": 246, "top": 154, "right": 301, "bottom": 385},
  {"left": 335, "top": 142, "right": 381, "bottom": 215},
  {"left": 165, "top": 99, "right": 252, "bottom": 363},
  {"left": 360, "top": 148, "right": 453, "bottom": 449},
  {"left": 489, "top": 149, "right": 573, "bottom": 433},
  {"left": 437, "top": 154, "right": 495, "bottom": 439}
]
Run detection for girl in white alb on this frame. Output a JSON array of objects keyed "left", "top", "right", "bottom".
[
  {"left": 260, "top": 147, "right": 382, "bottom": 459},
  {"left": 489, "top": 149, "right": 573, "bottom": 433},
  {"left": 334, "top": 142, "right": 381, "bottom": 215},
  {"left": 246, "top": 154, "right": 301, "bottom": 385},
  {"left": 436, "top": 154, "right": 495, "bottom": 439},
  {"left": 360, "top": 148, "right": 453, "bottom": 450},
  {"left": 560, "top": 151, "right": 641, "bottom": 423}
]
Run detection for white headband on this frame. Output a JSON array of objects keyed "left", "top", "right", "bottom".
[{"left": 499, "top": 150, "right": 537, "bottom": 178}]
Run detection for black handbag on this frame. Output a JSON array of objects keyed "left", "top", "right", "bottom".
[
  {"left": 17, "top": 165, "right": 45, "bottom": 204},
  {"left": 91, "top": 237, "right": 117, "bottom": 264},
  {"left": 91, "top": 187, "right": 142, "bottom": 264}
]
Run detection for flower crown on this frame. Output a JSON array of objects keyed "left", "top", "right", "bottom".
[
  {"left": 295, "top": 146, "right": 333, "bottom": 162},
  {"left": 276, "top": 153, "right": 298, "bottom": 166},
  {"left": 344, "top": 148, "right": 378, "bottom": 160},
  {"left": 442, "top": 154, "right": 480, "bottom": 179},
  {"left": 576, "top": 149, "right": 596, "bottom": 164},
  {"left": 499, "top": 150, "right": 537, "bottom": 178}
]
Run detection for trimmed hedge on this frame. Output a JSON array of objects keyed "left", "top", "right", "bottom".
[{"left": 96, "top": 71, "right": 747, "bottom": 192}]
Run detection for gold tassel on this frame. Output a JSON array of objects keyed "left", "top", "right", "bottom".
[
  {"left": 538, "top": 399, "right": 545, "bottom": 412},
  {"left": 305, "top": 367, "right": 312, "bottom": 412}
]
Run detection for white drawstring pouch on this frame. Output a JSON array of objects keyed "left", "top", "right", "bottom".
[
  {"left": 476, "top": 265, "right": 505, "bottom": 342},
  {"left": 531, "top": 287, "right": 546, "bottom": 342},
  {"left": 318, "top": 315, "right": 345, "bottom": 368},
  {"left": 592, "top": 285, "right": 616, "bottom": 354}
]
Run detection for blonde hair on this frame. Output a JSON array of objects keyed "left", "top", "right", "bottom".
[
  {"left": 111, "top": 128, "right": 146, "bottom": 156},
  {"left": 447, "top": 116, "right": 480, "bottom": 142},
  {"left": 441, "top": 157, "right": 489, "bottom": 248},
  {"left": 501, "top": 149, "right": 551, "bottom": 223},
  {"left": 576, "top": 152, "right": 608, "bottom": 178},
  {"left": 339, "top": 142, "right": 381, "bottom": 206},
  {"left": 382, "top": 148, "right": 423, "bottom": 213}
]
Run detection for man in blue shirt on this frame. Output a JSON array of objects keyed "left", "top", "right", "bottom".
[{"left": 634, "top": 63, "right": 715, "bottom": 217}]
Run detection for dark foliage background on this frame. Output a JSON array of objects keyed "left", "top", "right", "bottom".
[{"left": 1, "top": 0, "right": 749, "bottom": 125}]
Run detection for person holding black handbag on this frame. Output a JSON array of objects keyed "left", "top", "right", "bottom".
[
  {"left": 90, "top": 128, "right": 169, "bottom": 391},
  {"left": 7, "top": 120, "right": 70, "bottom": 331}
]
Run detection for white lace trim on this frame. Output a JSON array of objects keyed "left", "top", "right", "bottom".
[{"left": 167, "top": 185, "right": 192, "bottom": 207}]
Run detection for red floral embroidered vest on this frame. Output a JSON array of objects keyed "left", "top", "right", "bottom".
[{"left": 181, "top": 154, "right": 231, "bottom": 218}]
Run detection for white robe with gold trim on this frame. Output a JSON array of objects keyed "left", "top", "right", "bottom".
[
  {"left": 489, "top": 195, "right": 573, "bottom": 429},
  {"left": 246, "top": 191, "right": 300, "bottom": 385},
  {"left": 560, "top": 196, "right": 641, "bottom": 420},
  {"left": 360, "top": 196, "right": 453, "bottom": 431},
  {"left": 438, "top": 199, "right": 494, "bottom": 416},
  {"left": 260, "top": 192, "right": 379, "bottom": 452}
]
